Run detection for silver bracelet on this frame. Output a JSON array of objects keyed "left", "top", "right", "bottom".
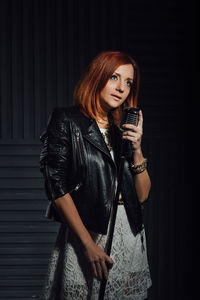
[{"left": 130, "top": 158, "right": 147, "bottom": 174}]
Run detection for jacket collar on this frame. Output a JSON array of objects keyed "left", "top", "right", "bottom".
[
  {"left": 66, "top": 106, "right": 118, "bottom": 161},
  {"left": 84, "top": 120, "right": 122, "bottom": 170},
  {"left": 83, "top": 120, "right": 112, "bottom": 159}
]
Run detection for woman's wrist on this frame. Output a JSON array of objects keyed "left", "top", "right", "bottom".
[
  {"left": 130, "top": 148, "right": 148, "bottom": 175},
  {"left": 132, "top": 147, "right": 144, "bottom": 165},
  {"left": 80, "top": 232, "right": 95, "bottom": 250}
]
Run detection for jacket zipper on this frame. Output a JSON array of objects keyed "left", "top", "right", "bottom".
[
  {"left": 70, "top": 130, "right": 84, "bottom": 195},
  {"left": 45, "top": 163, "right": 82, "bottom": 196},
  {"left": 75, "top": 130, "right": 83, "bottom": 165},
  {"left": 69, "top": 182, "right": 83, "bottom": 194}
]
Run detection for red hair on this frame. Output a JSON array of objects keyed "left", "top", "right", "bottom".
[{"left": 73, "top": 51, "right": 140, "bottom": 125}]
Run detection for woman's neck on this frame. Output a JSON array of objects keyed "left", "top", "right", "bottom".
[
  {"left": 96, "top": 113, "right": 109, "bottom": 129},
  {"left": 96, "top": 119, "right": 109, "bottom": 129}
]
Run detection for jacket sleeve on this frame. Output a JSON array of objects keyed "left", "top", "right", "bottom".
[{"left": 39, "top": 107, "right": 72, "bottom": 201}]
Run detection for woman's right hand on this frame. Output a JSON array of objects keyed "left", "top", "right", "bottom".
[
  {"left": 83, "top": 240, "right": 114, "bottom": 281},
  {"left": 54, "top": 193, "right": 113, "bottom": 280}
]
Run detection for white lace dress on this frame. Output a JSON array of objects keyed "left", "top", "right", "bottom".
[{"left": 40, "top": 128, "right": 152, "bottom": 300}]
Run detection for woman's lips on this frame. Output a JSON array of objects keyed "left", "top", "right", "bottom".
[{"left": 111, "top": 94, "right": 122, "bottom": 100}]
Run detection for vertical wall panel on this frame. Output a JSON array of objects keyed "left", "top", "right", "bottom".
[
  {"left": 56, "top": 1, "right": 64, "bottom": 106},
  {"left": 23, "top": 0, "right": 35, "bottom": 139},
  {"left": 11, "top": 0, "right": 22, "bottom": 138},
  {"left": 33, "top": 0, "right": 47, "bottom": 137},
  {"left": 0, "top": 0, "right": 12, "bottom": 138}
]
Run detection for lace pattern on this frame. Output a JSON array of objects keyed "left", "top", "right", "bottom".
[{"left": 40, "top": 206, "right": 152, "bottom": 300}]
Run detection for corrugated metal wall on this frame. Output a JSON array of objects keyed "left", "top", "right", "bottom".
[{"left": 0, "top": 0, "right": 192, "bottom": 299}]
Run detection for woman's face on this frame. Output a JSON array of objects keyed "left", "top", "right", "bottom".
[{"left": 100, "top": 64, "right": 134, "bottom": 113}]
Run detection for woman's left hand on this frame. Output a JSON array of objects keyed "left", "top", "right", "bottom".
[{"left": 122, "top": 109, "right": 143, "bottom": 152}]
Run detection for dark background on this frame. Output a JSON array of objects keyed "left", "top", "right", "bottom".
[{"left": 0, "top": 0, "right": 194, "bottom": 299}]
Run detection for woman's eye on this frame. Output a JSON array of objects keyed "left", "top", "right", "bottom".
[
  {"left": 111, "top": 74, "right": 118, "bottom": 80},
  {"left": 126, "top": 81, "right": 132, "bottom": 87}
]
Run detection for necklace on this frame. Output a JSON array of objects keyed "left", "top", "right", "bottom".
[{"left": 101, "top": 129, "right": 112, "bottom": 152}]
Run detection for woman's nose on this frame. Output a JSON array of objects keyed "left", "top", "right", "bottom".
[{"left": 115, "top": 81, "right": 124, "bottom": 93}]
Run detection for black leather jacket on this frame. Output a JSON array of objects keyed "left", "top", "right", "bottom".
[{"left": 39, "top": 106, "right": 144, "bottom": 235}]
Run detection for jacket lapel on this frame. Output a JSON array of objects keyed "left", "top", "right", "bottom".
[
  {"left": 83, "top": 120, "right": 112, "bottom": 160},
  {"left": 67, "top": 107, "right": 113, "bottom": 160}
]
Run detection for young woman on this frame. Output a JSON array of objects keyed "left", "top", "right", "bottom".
[{"left": 39, "top": 51, "right": 152, "bottom": 299}]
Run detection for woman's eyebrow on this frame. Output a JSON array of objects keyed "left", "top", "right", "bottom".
[{"left": 114, "top": 72, "right": 133, "bottom": 81}]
